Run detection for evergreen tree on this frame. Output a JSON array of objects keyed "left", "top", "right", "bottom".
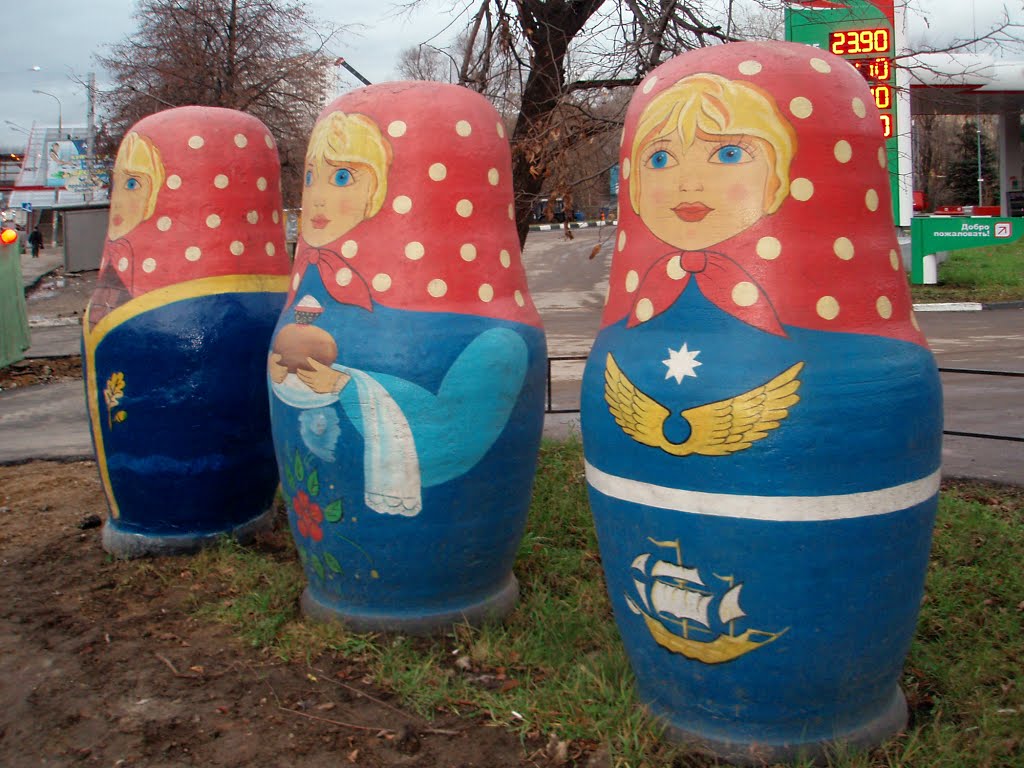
[{"left": 943, "top": 120, "right": 1000, "bottom": 207}]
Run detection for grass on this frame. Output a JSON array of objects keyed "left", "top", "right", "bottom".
[
  {"left": 910, "top": 239, "right": 1024, "bottom": 304},
  {"left": 177, "top": 441, "right": 1024, "bottom": 767}
]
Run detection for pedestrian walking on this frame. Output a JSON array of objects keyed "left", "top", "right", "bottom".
[{"left": 28, "top": 227, "right": 43, "bottom": 258}]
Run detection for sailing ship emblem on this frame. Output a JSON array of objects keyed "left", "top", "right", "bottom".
[{"left": 625, "top": 538, "right": 788, "bottom": 664}]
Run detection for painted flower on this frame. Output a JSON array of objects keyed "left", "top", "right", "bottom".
[{"left": 292, "top": 490, "right": 324, "bottom": 542}]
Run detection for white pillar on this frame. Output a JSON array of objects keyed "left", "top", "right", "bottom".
[{"left": 997, "top": 110, "right": 1022, "bottom": 216}]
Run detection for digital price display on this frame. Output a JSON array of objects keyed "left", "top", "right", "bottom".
[
  {"left": 829, "top": 28, "right": 891, "bottom": 56},
  {"left": 827, "top": 26, "right": 896, "bottom": 139}
]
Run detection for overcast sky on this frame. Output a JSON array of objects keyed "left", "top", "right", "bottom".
[{"left": 1, "top": 0, "right": 1018, "bottom": 149}]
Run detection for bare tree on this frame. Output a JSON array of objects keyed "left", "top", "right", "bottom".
[{"left": 95, "top": 0, "right": 345, "bottom": 205}]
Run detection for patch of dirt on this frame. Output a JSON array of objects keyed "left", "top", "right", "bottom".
[
  {"left": 24, "top": 267, "right": 97, "bottom": 322},
  {"left": 0, "top": 461, "right": 539, "bottom": 767}
]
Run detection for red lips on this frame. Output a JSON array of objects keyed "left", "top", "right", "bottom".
[
  {"left": 673, "top": 203, "right": 712, "bottom": 222},
  {"left": 309, "top": 214, "right": 329, "bottom": 229}
]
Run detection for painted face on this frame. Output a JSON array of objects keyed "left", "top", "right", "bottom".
[
  {"left": 107, "top": 169, "right": 154, "bottom": 241},
  {"left": 636, "top": 130, "right": 773, "bottom": 251},
  {"left": 300, "top": 157, "right": 376, "bottom": 248}
]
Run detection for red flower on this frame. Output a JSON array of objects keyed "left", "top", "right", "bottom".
[{"left": 292, "top": 490, "right": 324, "bottom": 542}]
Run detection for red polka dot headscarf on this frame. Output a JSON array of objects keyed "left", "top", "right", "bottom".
[
  {"left": 98, "top": 106, "right": 290, "bottom": 296},
  {"left": 607, "top": 41, "right": 926, "bottom": 347},
  {"left": 288, "top": 81, "right": 542, "bottom": 329}
]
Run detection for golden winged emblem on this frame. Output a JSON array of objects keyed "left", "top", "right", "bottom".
[{"left": 604, "top": 353, "right": 803, "bottom": 456}]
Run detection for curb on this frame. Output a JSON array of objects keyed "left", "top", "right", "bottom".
[{"left": 529, "top": 220, "right": 618, "bottom": 232}]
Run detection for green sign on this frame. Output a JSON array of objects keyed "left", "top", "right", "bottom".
[
  {"left": 785, "top": 0, "right": 900, "bottom": 224},
  {"left": 910, "top": 216, "right": 1024, "bottom": 284}
]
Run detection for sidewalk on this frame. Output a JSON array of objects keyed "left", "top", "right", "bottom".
[{"left": 1, "top": 251, "right": 1021, "bottom": 488}]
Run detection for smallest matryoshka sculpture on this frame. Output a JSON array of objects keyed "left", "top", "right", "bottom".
[
  {"left": 83, "top": 106, "right": 292, "bottom": 557},
  {"left": 581, "top": 42, "right": 942, "bottom": 763}
]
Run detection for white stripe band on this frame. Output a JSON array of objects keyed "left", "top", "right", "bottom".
[{"left": 585, "top": 460, "right": 941, "bottom": 522}]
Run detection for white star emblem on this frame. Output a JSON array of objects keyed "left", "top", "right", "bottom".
[{"left": 663, "top": 343, "right": 701, "bottom": 384}]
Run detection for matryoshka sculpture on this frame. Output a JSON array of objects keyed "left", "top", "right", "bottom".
[
  {"left": 268, "top": 83, "right": 546, "bottom": 633},
  {"left": 580, "top": 42, "right": 942, "bottom": 762},
  {"left": 83, "top": 107, "right": 291, "bottom": 557}
]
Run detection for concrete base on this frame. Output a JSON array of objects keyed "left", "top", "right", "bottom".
[
  {"left": 101, "top": 506, "right": 276, "bottom": 559},
  {"left": 300, "top": 572, "right": 520, "bottom": 636},
  {"left": 655, "top": 686, "right": 907, "bottom": 767}
]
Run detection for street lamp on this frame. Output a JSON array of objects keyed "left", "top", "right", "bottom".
[
  {"left": 4, "top": 120, "right": 29, "bottom": 135},
  {"left": 32, "top": 89, "right": 62, "bottom": 134}
]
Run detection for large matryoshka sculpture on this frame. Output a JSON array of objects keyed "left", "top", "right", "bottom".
[
  {"left": 268, "top": 83, "right": 546, "bottom": 633},
  {"left": 84, "top": 107, "right": 291, "bottom": 557},
  {"left": 581, "top": 42, "right": 942, "bottom": 761}
]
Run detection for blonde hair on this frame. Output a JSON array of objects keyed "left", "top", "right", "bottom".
[
  {"left": 306, "top": 112, "right": 393, "bottom": 217},
  {"left": 115, "top": 132, "right": 165, "bottom": 219},
  {"left": 629, "top": 73, "right": 796, "bottom": 215}
]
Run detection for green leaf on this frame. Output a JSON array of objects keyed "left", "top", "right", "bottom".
[
  {"left": 324, "top": 499, "right": 344, "bottom": 523},
  {"left": 283, "top": 462, "right": 295, "bottom": 492},
  {"left": 311, "top": 553, "right": 325, "bottom": 580},
  {"left": 293, "top": 451, "right": 305, "bottom": 482},
  {"left": 324, "top": 551, "right": 343, "bottom": 574},
  {"left": 308, "top": 469, "right": 320, "bottom": 497}
]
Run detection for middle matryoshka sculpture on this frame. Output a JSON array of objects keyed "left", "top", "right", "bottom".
[
  {"left": 581, "top": 42, "right": 942, "bottom": 762},
  {"left": 268, "top": 82, "right": 547, "bottom": 633}
]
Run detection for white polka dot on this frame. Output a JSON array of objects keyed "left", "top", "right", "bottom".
[
  {"left": 405, "top": 242, "right": 424, "bottom": 260},
  {"left": 866, "top": 189, "right": 880, "bottom": 211},
  {"left": 478, "top": 283, "right": 494, "bottom": 302},
  {"left": 790, "top": 96, "right": 813, "bottom": 119},
  {"left": 230, "top": 241, "right": 244, "bottom": 256},
  {"left": 429, "top": 163, "right": 447, "bottom": 181},
  {"left": 428, "top": 278, "right": 447, "bottom": 298},
  {"left": 635, "top": 298, "right": 654, "bottom": 322},
  {"left": 185, "top": 246, "right": 201, "bottom": 262},
  {"left": 738, "top": 61, "right": 762, "bottom": 76},
  {"left": 372, "top": 273, "right": 391, "bottom": 292},
  {"left": 388, "top": 121, "right": 407, "bottom": 138},
  {"left": 456, "top": 120, "right": 472, "bottom": 137},
  {"left": 265, "top": 242, "right": 276, "bottom": 256},
  {"left": 291, "top": 273, "right": 300, "bottom": 290},
  {"left": 732, "top": 282, "right": 758, "bottom": 307},
  {"left": 666, "top": 255, "right": 686, "bottom": 281},
  {"left": 156, "top": 216, "right": 172, "bottom": 232},
  {"left": 810, "top": 58, "right": 832, "bottom": 73},
  {"left": 890, "top": 249, "right": 900, "bottom": 270},
  {"left": 247, "top": 210, "right": 259, "bottom": 224},
  {"left": 336, "top": 267, "right": 353, "bottom": 287},
  {"left": 393, "top": 196, "right": 413, "bottom": 214},
  {"left": 496, "top": 122, "right": 505, "bottom": 139},
  {"left": 460, "top": 243, "right": 477, "bottom": 262},
  {"left": 499, "top": 249, "right": 511, "bottom": 268},
  {"left": 852, "top": 97, "right": 866, "bottom": 118},
  {"left": 508, "top": 203, "right": 514, "bottom": 220},
  {"left": 791, "top": 178, "right": 814, "bottom": 201},
  {"left": 234, "top": 134, "right": 248, "bottom": 148},
  {"left": 264, "top": 134, "right": 274, "bottom": 149},
  {"left": 456, "top": 199, "right": 473, "bottom": 218},
  {"left": 834, "top": 237, "right": 855, "bottom": 260},
  {"left": 214, "top": 174, "right": 229, "bottom": 189},
  {"left": 188, "top": 135, "right": 204, "bottom": 149},
  {"left": 911, "top": 312, "right": 920, "bottom": 331},
  {"left": 341, "top": 240, "right": 358, "bottom": 259},
  {"left": 618, "top": 230, "right": 627, "bottom": 251},
  {"left": 206, "top": 214, "right": 221, "bottom": 228},
  {"left": 757, "top": 236, "right": 781, "bottom": 260},
  {"left": 256, "top": 177, "right": 268, "bottom": 191},
  {"left": 488, "top": 168, "right": 499, "bottom": 186},
  {"left": 272, "top": 210, "right": 280, "bottom": 223},
  {"left": 622, "top": 157, "right": 631, "bottom": 180},
  {"left": 817, "top": 296, "right": 840, "bottom": 320},
  {"left": 142, "top": 257, "right": 157, "bottom": 272},
  {"left": 834, "top": 141, "right": 852, "bottom": 163},
  {"left": 117, "top": 257, "right": 128, "bottom": 272},
  {"left": 166, "top": 175, "right": 182, "bottom": 190},
  {"left": 514, "top": 290, "right": 525, "bottom": 307},
  {"left": 642, "top": 76, "right": 658, "bottom": 94},
  {"left": 877, "top": 296, "right": 893, "bottom": 319},
  {"left": 625, "top": 270, "right": 639, "bottom": 292}
]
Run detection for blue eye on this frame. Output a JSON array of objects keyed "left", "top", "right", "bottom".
[
  {"left": 125, "top": 177, "right": 140, "bottom": 190},
  {"left": 713, "top": 145, "right": 748, "bottom": 164},
  {"left": 332, "top": 168, "right": 353, "bottom": 186},
  {"left": 649, "top": 150, "right": 670, "bottom": 169},
  {"left": 304, "top": 170, "right": 313, "bottom": 186}
]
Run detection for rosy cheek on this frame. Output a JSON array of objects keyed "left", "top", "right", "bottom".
[{"left": 728, "top": 183, "right": 757, "bottom": 201}]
